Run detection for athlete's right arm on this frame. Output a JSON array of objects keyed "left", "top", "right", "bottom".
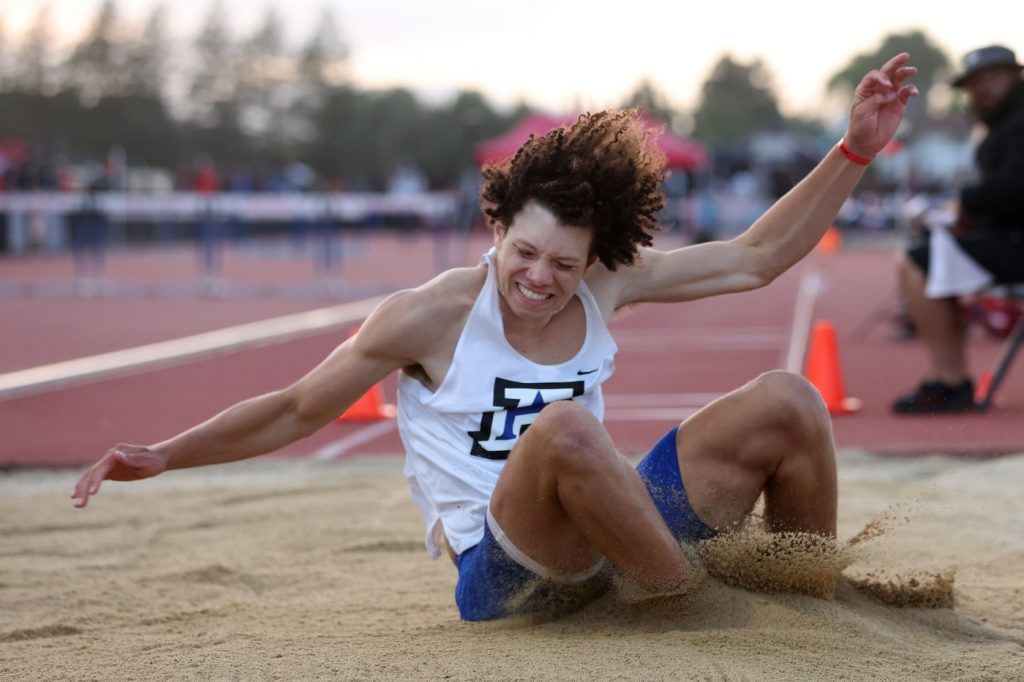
[{"left": 71, "top": 285, "right": 444, "bottom": 508}]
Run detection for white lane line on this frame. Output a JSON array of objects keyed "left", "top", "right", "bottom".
[
  {"left": 604, "top": 407, "right": 701, "bottom": 421},
  {"left": 614, "top": 329, "right": 786, "bottom": 351},
  {"left": 784, "top": 270, "right": 823, "bottom": 373},
  {"left": 614, "top": 326, "right": 784, "bottom": 338},
  {"left": 0, "top": 295, "right": 387, "bottom": 401},
  {"left": 604, "top": 392, "right": 720, "bottom": 407},
  {"left": 313, "top": 394, "right": 714, "bottom": 460},
  {"left": 313, "top": 395, "right": 716, "bottom": 459},
  {"left": 312, "top": 420, "right": 398, "bottom": 461}
]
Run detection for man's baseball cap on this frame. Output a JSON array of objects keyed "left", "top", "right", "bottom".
[{"left": 951, "top": 45, "right": 1023, "bottom": 87}]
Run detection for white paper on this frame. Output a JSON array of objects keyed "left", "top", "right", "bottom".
[{"left": 925, "top": 226, "right": 994, "bottom": 298}]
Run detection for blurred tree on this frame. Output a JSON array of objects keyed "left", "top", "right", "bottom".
[
  {"left": 786, "top": 115, "right": 826, "bottom": 138},
  {"left": 189, "top": 1, "right": 238, "bottom": 127},
  {"left": 305, "top": 84, "right": 358, "bottom": 182},
  {"left": 0, "top": 3, "right": 534, "bottom": 191},
  {"left": 123, "top": 3, "right": 169, "bottom": 99},
  {"left": 413, "top": 105, "right": 466, "bottom": 187},
  {"left": 299, "top": 7, "right": 350, "bottom": 89},
  {"left": 693, "top": 55, "right": 784, "bottom": 144},
  {"left": 827, "top": 31, "right": 951, "bottom": 127},
  {"left": 11, "top": 6, "right": 56, "bottom": 93},
  {"left": 81, "top": 95, "right": 183, "bottom": 167},
  {"left": 291, "top": 8, "right": 351, "bottom": 146},
  {"left": 64, "top": 0, "right": 125, "bottom": 104},
  {"left": 307, "top": 85, "right": 520, "bottom": 190},
  {"left": 236, "top": 6, "right": 287, "bottom": 138},
  {"left": 622, "top": 78, "right": 676, "bottom": 124},
  {"left": 451, "top": 90, "right": 513, "bottom": 139},
  {"left": 188, "top": 99, "right": 252, "bottom": 169},
  {"left": 354, "top": 88, "right": 422, "bottom": 187},
  {"left": 184, "top": 1, "right": 251, "bottom": 168},
  {"left": 412, "top": 90, "right": 516, "bottom": 186},
  {"left": 0, "top": 18, "right": 7, "bottom": 90}
]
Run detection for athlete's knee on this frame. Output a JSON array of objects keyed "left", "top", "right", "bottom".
[
  {"left": 748, "top": 370, "right": 831, "bottom": 446},
  {"left": 526, "top": 400, "right": 612, "bottom": 472},
  {"left": 531, "top": 400, "right": 598, "bottom": 437}
]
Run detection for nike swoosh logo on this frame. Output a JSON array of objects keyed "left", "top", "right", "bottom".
[{"left": 576, "top": 368, "right": 599, "bottom": 375}]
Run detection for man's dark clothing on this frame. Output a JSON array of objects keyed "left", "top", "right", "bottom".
[{"left": 909, "top": 80, "right": 1024, "bottom": 283}]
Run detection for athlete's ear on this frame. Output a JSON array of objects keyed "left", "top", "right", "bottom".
[
  {"left": 585, "top": 234, "right": 599, "bottom": 271},
  {"left": 494, "top": 222, "right": 508, "bottom": 245}
]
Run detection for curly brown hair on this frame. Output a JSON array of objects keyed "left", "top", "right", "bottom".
[{"left": 480, "top": 110, "right": 668, "bottom": 270}]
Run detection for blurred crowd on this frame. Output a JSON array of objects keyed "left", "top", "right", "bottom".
[
  {"left": 0, "top": 139, "right": 426, "bottom": 196},
  {"left": 0, "top": 139, "right": 74, "bottom": 192}
]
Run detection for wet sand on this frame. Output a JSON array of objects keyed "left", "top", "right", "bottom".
[{"left": 2, "top": 451, "right": 1022, "bottom": 680}]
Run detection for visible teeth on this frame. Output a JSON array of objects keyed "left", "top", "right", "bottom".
[{"left": 517, "top": 283, "right": 548, "bottom": 301}]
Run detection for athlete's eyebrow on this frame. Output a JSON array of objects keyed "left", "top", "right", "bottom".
[{"left": 511, "top": 238, "right": 582, "bottom": 265}]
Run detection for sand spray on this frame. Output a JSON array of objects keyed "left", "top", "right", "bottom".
[{"left": 617, "top": 495, "right": 958, "bottom": 609}]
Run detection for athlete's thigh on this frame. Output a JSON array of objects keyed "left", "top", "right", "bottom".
[
  {"left": 488, "top": 403, "right": 613, "bottom": 574},
  {"left": 673, "top": 371, "right": 816, "bottom": 530}
]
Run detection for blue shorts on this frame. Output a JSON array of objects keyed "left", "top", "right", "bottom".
[
  {"left": 455, "top": 508, "right": 608, "bottom": 621},
  {"left": 454, "top": 426, "right": 715, "bottom": 621},
  {"left": 635, "top": 426, "right": 717, "bottom": 544}
]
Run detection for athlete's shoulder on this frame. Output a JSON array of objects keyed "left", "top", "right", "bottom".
[
  {"left": 356, "top": 265, "right": 486, "bottom": 361},
  {"left": 583, "top": 251, "right": 653, "bottom": 318},
  {"left": 397, "top": 264, "right": 485, "bottom": 320}
]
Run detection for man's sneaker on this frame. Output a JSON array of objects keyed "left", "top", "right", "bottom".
[{"left": 891, "top": 379, "right": 977, "bottom": 415}]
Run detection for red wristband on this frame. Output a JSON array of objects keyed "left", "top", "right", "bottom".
[{"left": 838, "top": 138, "right": 873, "bottom": 165}]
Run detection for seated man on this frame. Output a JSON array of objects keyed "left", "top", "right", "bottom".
[
  {"left": 893, "top": 45, "right": 1024, "bottom": 414},
  {"left": 72, "top": 56, "right": 917, "bottom": 620}
]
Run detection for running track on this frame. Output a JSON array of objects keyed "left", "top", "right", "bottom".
[{"left": 2, "top": 232, "right": 1022, "bottom": 468}]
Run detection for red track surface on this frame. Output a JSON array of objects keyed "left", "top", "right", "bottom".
[{"left": 2, "top": 233, "right": 1022, "bottom": 468}]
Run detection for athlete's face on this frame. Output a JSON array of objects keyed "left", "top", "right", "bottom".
[{"left": 494, "top": 202, "right": 594, "bottom": 323}]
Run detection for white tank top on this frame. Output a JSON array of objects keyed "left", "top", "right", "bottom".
[{"left": 397, "top": 248, "right": 618, "bottom": 558}]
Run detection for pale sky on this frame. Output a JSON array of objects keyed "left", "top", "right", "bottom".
[{"left": 2, "top": 0, "right": 1022, "bottom": 117}]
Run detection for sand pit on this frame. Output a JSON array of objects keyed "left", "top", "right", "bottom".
[{"left": 2, "top": 450, "right": 1023, "bottom": 680}]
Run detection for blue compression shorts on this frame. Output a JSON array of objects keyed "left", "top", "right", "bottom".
[
  {"left": 635, "top": 426, "right": 718, "bottom": 544},
  {"left": 454, "top": 426, "right": 716, "bottom": 621}
]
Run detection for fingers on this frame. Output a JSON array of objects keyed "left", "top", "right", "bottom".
[
  {"left": 862, "top": 71, "right": 892, "bottom": 94},
  {"left": 71, "top": 450, "right": 117, "bottom": 508},
  {"left": 856, "top": 72, "right": 896, "bottom": 107},
  {"left": 890, "top": 65, "right": 917, "bottom": 92},
  {"left": 860, "top": 55, "right": 917, "bottom": 97},
  {"left": 893, "top": 66, "right": 917, "bottom": 81},
  {"left": 879, "top": 52, "right": 911, "bottom": 77},
  {"left": 898, "top": 84, "right": 919, "bottom": 106},
  {"left": 70, "top": 444, "right": 163, "bottom": 508},
  {"left": 857, "top": 66, "right": 919, "bottom": 110}
]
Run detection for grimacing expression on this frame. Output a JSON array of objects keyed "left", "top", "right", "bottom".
[{"left": 494, "top": 202, "right": 595, "bottom": 322}]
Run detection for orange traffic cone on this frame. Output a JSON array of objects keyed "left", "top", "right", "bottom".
[
  {"left": 335, "top": 327, "right": 397, "bottom": 422},
  {"left": 337, "top": 382, "right": 397, "bottom": 421},
  {"left": 803, "top": 320, "right": 861, "bottom": 414},
  {"left": 815, "top": 226, "right": 842, "bottom": 255}
]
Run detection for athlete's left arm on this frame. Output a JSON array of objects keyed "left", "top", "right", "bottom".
[{"left": 614, "top": 53, "right": 918, "bottom": 308}]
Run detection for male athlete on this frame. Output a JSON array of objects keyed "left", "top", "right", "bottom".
[{"left": 73, "top": 55, "right": 918, "bottom": 620}]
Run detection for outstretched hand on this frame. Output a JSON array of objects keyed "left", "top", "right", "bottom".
[
  {"left": 71, "top": 443, "right": 168, "bottom": 508},
  {"left": 844, "top": 53, "right": 919, "bottom": 159}
]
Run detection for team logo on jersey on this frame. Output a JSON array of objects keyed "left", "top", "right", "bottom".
[{"left": 467, "top": 377, "right": 585, "bottom": 459}]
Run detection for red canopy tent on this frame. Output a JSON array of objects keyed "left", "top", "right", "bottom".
[{"left": 474, "top": 112, "right": 708, "bottom": 170}]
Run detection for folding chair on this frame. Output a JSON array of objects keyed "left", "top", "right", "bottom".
[{"left": 975, "top": 284, "right": 1024, "bottom": 411}]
